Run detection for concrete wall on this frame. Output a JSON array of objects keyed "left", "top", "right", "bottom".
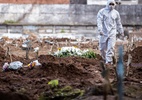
[
  {"left": 0, "top": 4, "right": 141, "bottom": 26},
  {"left": 0, "top": 25, "right": 135, "bottom": 40},
  {"left": 0, "top": 4, "right": 141, "bottom": 35}
]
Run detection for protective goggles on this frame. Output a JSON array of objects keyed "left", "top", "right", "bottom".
[{"left": 109, "top": 3, "right": 115, "bottom": 6}]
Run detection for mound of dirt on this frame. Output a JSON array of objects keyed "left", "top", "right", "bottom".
[
  {"left": 0, "top": 44, "right": 142, "bottom": 100},
  {"left": 0, "top": 46, "right": 23, "bottom": 66},
  {"left": 130, "top": 46, "right": 142, "bottom": 63},
  {"left": 0, "top": 91, "right": 30, "bottom": 100},
  {"left": 0, "top": 46, "right": 37, "bottom": 68},
  {"left": 124, "top": 46, "right": 142, "bottom": 81},
  {"left": 0, "top": 54, "right": 104, "bottom": 100},
  {"left": 38, "top": 55, "right": 103, "bottom": 84}
]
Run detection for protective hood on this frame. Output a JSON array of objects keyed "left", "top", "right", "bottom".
[
  {"left": 106, "top": 0, "right": 116, "bottom": 10},
  {"left": 107, "top": 0, "right": 116, "bottom": 6}
]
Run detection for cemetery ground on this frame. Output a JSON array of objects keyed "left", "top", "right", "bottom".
[{"left": 0, "top": 34, "right": 142, "bottom": 100}]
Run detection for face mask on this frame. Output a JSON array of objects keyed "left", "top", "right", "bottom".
[{"left": 109, "top": 5, "right": 115, "bottom": 10}]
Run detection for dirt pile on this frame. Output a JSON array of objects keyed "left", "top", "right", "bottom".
[
  {"left": 130, "top": 46, "right": 142, "bottom": 63},
  {"left": 0, "top": 40, "right": 142, "bottom": 100},
  {"left": 0, "top": 54, "right": 104, "bottom": 100},
  {"left": 125, "top": 46, "right": 142, "bottom": 81},
  {"left": 0, "top": 46, "right": 22, "bottom": 66},
  {"left": 38, "top": 55, "right": 102, "bottom": 85},
  {"left": 0, "top": 46, "right": 32, "bottom": 67}
]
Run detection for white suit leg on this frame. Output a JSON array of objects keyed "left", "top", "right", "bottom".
[
  {"left": 106, "top": 36, "right": 116, "bottom": 63},
  {"left": 99, "top": 42, "right": 107, "bottom": 61}
]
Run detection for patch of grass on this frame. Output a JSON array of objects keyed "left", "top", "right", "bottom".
[
  {"left": 3, "top": 20, "right": 17, "bottom": 24},
  {"left": 39, "top": 86, "right": 85, "bottom": 100},
  {"left": 82, "top": 50, "right": 96, "bottom": 59},
  {"left": 61, "top": 29, "right": 65, "bottom": 33},
  {"left": 48, "top": 79, "right": 59, "bottom": 88},
  {"left": 38, "top": 94, "right": 47, "bottom": 100}
]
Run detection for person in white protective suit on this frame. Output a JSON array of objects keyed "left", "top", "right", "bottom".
[{"left": 97, "top": 0, "right": 124, "bottom": 66}]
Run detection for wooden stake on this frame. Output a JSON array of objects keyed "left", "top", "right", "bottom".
[
  {"left": 126, "top": 54, "right": 132, "bottom": 76},
  {"left": 100, "top": 61, "right": 114, "bottom": 100},
  {"left": 5, "top": 46, "right": 12, "bottom": 62},
  {"left": 49, "top": 43, "right": 54, "bottom": 54},
  {"left": 36, "top": 51, "right": 38, "bottom": 59},
  {"left": 65, "top": 40, "right": 68, "bottom": 46},
  {"left": 56, "top": 42, "right": 59, "bottom": 49},
  {"left": 26, "top": 47, "right": 29, "bottom": 59}
]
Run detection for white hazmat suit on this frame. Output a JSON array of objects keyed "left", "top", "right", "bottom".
[{"left": 97, "top": 0, "right": 124, "bottom": 64}]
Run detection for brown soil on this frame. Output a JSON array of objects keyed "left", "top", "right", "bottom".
[
  {"left": 130, "top": 46, "right": 142, "bottom": 63},
  {"left": 0, "top": 38, "right": 142, "bottom": 100}
]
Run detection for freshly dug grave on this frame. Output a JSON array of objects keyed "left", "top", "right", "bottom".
[
  {"left": 0, "top": 46, "right": 33, "bottom": 67},
  {"left": 130, "top": 46, "right": 142, "bottom": 63},
  {"left": 0, "top": 46, "right": 103, "bottom": 100},
  {"left": 0, "top": 44, "right": 142, "bottom": 100},
  {"left": 125, "top": 46, "right": 142, "bottom": 81}
]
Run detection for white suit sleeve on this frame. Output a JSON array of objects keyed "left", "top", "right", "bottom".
[
  {"left": 97, "top": 10, "right": 103, "bottom": 33},
  {"left": 116, "top": 12, "right": 124, "bottom": 34}
]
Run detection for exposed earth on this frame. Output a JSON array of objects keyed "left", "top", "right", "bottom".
[{"left": 0, "top": 37, "right": 142, "bottom": 100}]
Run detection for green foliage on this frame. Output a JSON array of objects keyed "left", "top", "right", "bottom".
[
  {"left": 73, "top": 89, "right": 85, "bottom": 96},
  {"left": 39, "top": 85, "right": 85, "bottom": 100},
  {"left": 61, "top": 29, "right": 65, "bottom": 33},
  {"left": 48, "top": 79, "right": 59, "bottom": 88},
  {"left": 38, "top": 94, "right": 47, "bottom": 100},
  {"left": 57, "top": 50, "right": 77, "bottom": 57},
  {"left": 3, "top": 20, "right": 17, "bottom": 24},
  {"left": 82, "top": 50, "right": 96, "bottom": 59},
  {"left": 60, "top": 86, "right": 72, "bottom": 92}
]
